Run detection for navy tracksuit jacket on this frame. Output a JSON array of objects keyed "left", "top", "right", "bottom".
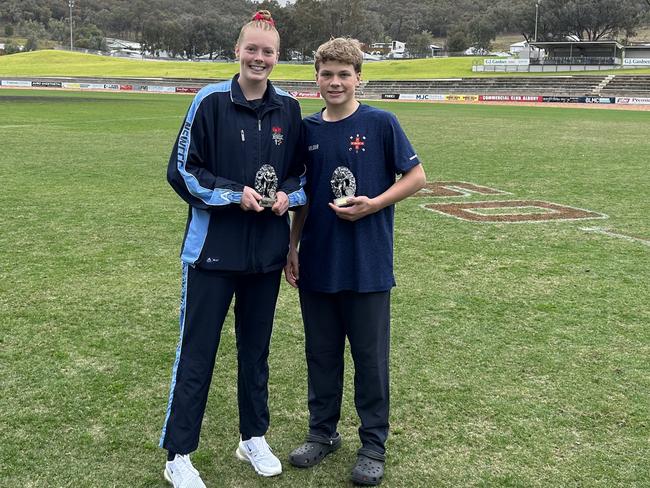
[{"left": 166, "top": 74, "right": 306, "bottom": 272}]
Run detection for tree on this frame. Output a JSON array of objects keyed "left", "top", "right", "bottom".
[
  {"left": 446, "top": 25, "right": 469, "bottom": 54},
  {"left": 4, "top": 41, "right": 22, "bottom": 54},
  {"left": 517, "top": 0, "right": 649, "bottom": 41},
  {"left": 289, "top": 0, "right": 330, "bottom": 58},
  {"left": 75, "top": 23, "right": 104, "bottom": 50},
  {"left": 48, "top": 18, "right": 67, "bottom": 43},
  {"left": 24, "top": 36, "right": 39, "bottom": 51},
  {"left": 141, "top": 18, "right": 165, "bottom": 56},
  {"left": 374, "top": 0, "right": 429, "bottom": 41},
  {"left": 407, "top": 30, "right": 434, "bottom": 58},
  {"left": 204, "top": 14, "right": 241, "bottom": 59},
  {"left": 467, "top": 17, "right": 497, "bottom": 51},
  {"left": 19, "top": 19, "right": 48, "bottom": 40},
  {"left": 321, "top": 0, "right": 383, "bottom": 44},
  {"left": 161, "top": 19, "right": 185, "bottom": 58}
]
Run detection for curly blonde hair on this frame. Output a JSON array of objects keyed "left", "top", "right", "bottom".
[{"left": 315, "top": 37, "right": 363, "bottom": 73}]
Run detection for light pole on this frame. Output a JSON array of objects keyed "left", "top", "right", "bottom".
[
  {"left": 69, "top": 0, "right": 75, "bottom": 51},
  {"left": 534, "top": 0, "right": 541, "bottom": 42}
]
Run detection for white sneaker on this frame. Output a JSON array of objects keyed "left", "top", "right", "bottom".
[
  {"left": 235, "top": 436, "right": 282, "bottom": 477},
  {"left": 164, "top": 454, "right": 207, "bottom": 488}
]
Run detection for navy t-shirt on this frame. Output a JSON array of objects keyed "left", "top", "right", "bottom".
[{"left": 299, "top": 104, "right": 420, "bottom": 293}]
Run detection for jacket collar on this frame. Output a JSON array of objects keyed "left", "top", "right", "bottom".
[{"left": 230, "top": 74, "right": 283, "bottom": 113}]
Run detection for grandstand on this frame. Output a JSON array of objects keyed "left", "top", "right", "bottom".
[
  {"left": 359, "top": 76, "right": 606, "bottom": 97},
  {"left": 272, "top": 75, "right": 650, "bottom": 98},
  {"left": 598, "top": 75, "right": 650, "bottom": 97},
  {"left": 2, "top": 74, "right": 649, "bottom": 99}
]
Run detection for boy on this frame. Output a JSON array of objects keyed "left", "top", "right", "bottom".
[{"left": 284, "top": 38, "right": 426, "bottom": 485}]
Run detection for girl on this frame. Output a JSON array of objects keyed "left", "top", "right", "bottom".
[{"left": 161, "top": 10, "right": 305, "bottom": 487}]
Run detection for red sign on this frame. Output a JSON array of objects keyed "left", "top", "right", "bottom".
[{"left": 479, "top": 95, "right": 542, "bottom": 102}]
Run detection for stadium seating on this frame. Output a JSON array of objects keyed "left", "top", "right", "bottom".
[
  {"left": 358, "top": 76, "right": 607, "bottom": 98},
  {"left": 598, "top": 75, "right": 650, "bottom": 97}
]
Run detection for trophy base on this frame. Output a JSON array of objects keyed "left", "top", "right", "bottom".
[
  {"left": 333, "top": 197, "right": 353, "bottom": 207},
  {"left": 260, "top": 197, "right": 276, "bottom": 208}
]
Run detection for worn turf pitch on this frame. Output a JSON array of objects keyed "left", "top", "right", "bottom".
[{"left": 1, "top": 89, "right": 648, "bottom": 487}]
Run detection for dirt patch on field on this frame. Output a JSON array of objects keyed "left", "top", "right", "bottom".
[
  {"left": 424, "top": 200, "right": 608, "bottom": 223},
  {"left": 413, "top": 181, "right": 509, "bottom": 198}
]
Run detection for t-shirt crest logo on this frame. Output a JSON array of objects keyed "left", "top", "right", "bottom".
[
  {"left": 349, "top": 133, "right": 366, "bottom": 153},
  {"left": 272, "top": 126, "right": 284, "bottom": 145}
]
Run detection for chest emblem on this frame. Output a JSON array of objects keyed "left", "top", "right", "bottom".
[
  {"left": 349, "top": 133, "right": 366, "bottom": 153},
  {"left": 272, "top": 126, "right": 284, "bottom": 146}
]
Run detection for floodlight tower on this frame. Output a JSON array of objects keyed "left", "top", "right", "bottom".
[
  {"left": 534, "top": 0, "right": 541, "bottom": 42},
  {"left": 69, "top": 0, "right": 75, "bottom": 50}
]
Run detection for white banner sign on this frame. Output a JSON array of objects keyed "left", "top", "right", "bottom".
[
  {"left": 79, "top": 83, "right": 107, "bottom": 89},
  {"left": 147, "top": 85, "right": 176, "bottom": 93},
  {"left": 399, "top": 94, "right": 446, "bottom": 101},
  {"left": 1, "top": 80, "right": 32, "bottom": 87},
  {"left": 484, "top": 58, "right": 530, "bottom": 66},
  {"left": 623, "top": 58, "right": 650, "bottom": 65},
  {"left": 616, "top": 97, "right": 650, "bottom": 105}
]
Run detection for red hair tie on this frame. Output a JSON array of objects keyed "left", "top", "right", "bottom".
[{"left": 253, "top": 12, "right": 275, "bottom": 26}]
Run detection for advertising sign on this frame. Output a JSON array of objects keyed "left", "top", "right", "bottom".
[
  {"left": 175, "top": 86, "right": 199, "bottom": 94},
  {"left": 79, "top": 83, "right": 107, "bottom": 89},
  {"left": 32, "top": 81, "right": 62, "bottom": 88},
  {"left": 147, "top": 85, "right": 176, "bottom": 93},
  {"left": 446, "top": 95, "right": 478, "bottom": 101},
  {"left": 1, "top": 80, "right": 32, "bottom": 87},
  {"left": 484, "top": 59, "right": 530, "bottom": 66},
  {"left": 480, "top": 95, "right": 542, "bottom": 102},
  {"left": 542, "top": 96, "right": 582, "bottom": 103},
  {"left": 623, "top": 58, "right": 650, "bottom": 66},
  {"left": 398, "top": 94, "right": 446, "bottom": 101},
  {"left": 616, "top": 97, "right": 650, "bottom": 105},
  {"left": 288, "top": 91, "right": 321, "bottom": 98}
]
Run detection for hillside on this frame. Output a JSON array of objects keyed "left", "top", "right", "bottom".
[{"left": 1, "top": 50, "right": 650, "bottom": 80}]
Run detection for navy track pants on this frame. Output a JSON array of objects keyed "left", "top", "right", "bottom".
[
  {"left": 299, "top": 289, "right": 391, "bottom": 455},
  {"left": 160, "top": 263, "right": 281, "bottom": 454}
]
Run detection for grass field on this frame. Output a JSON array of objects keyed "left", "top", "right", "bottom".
[
  {"left": 2, "top": 50, "right": 650, "bottom": 80},
  {"left": 1, "top": 89, "right": 649, "bottom": 487}
]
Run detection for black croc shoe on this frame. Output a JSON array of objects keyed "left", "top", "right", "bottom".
[
  {"left": 288, "top": 432, "right": 341, "bottom": 468},
  {"left": 350, "top": 450, "right": 385, "bottom": 486}
]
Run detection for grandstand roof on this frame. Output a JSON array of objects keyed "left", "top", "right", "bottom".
[{"left": 530, "top": 41, "right": 624, "bottom": 49}]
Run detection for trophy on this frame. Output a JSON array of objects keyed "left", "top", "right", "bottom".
[
  {"left": 255, "top": 164, "right": 278, "bottom": 207},
  {"left": 331, "top": 166, "right": 356, "bottom": 207}
]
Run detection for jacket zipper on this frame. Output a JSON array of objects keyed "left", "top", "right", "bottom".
[
  {"left": 257, "top": 119, "right": 262, "bottom": 165},
  {"left": 252, "top": 118, "right": 262, "bottom": 272}
]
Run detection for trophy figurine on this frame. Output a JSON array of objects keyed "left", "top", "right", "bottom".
[
  {"left": 331, "top": 166, "right": 356, "bottom": 207},
  {"left": 255, "top": 164, "right": 279, "bottom": 207}
]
